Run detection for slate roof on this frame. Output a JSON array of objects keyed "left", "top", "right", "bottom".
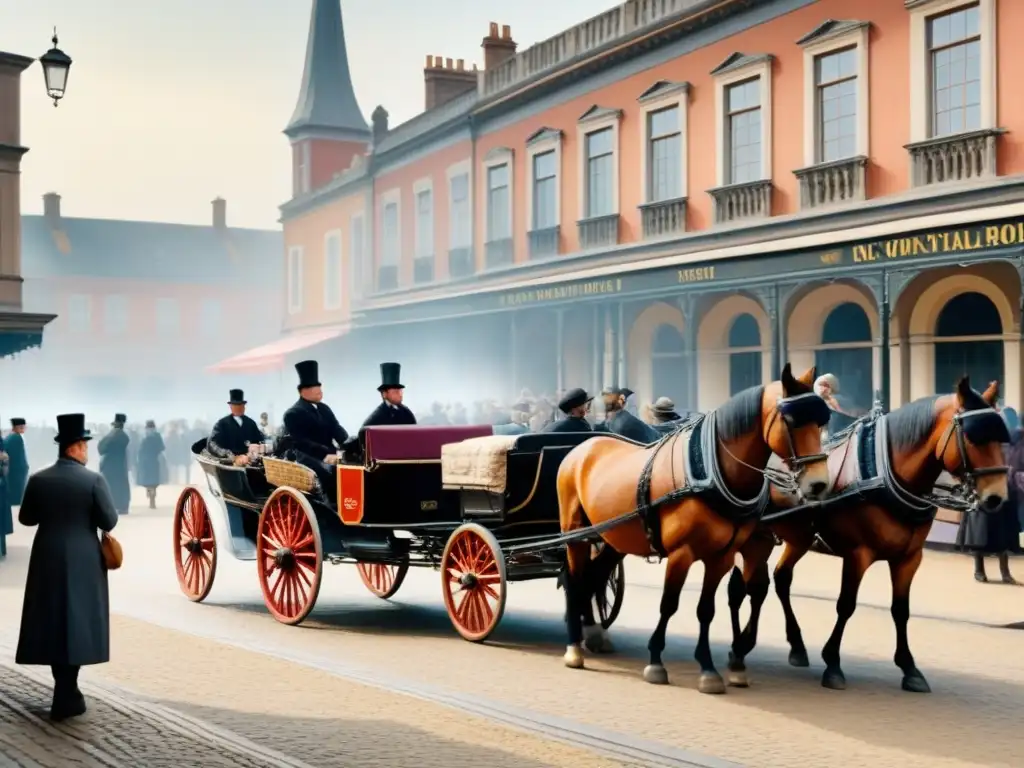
[{"left": 20, "top": 215, "right": 282, "bottom": 288}]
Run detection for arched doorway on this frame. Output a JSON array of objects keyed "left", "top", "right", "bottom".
[
  {"left": 934, "top": 291, "right": 1004, "bottom": 394},
  {"left": 815, "top": 302, "right": 874, "bottom": 413},
  {"left": 651, "top": 324, "right": 687, "bottom": 407},
  {"left": 728, "top": 313, "right": 762, "bottom": 394}
]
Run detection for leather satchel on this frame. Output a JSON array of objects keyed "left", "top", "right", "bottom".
[{"left": 101, "top": 532, "right": 123, "bottom": 570}]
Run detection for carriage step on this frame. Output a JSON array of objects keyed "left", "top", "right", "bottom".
[{"left": 344, "top": 538, "right": 410, "bottom": 560}]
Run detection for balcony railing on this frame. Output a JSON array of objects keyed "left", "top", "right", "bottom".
[
  {"left": 708, "top": 180, "right": 772, "bottom": 224},
  {"left": 906, "top": 128, "right": 1004, "bottom": 188},
  {"left": 448, "top": 247, "right": 475, "bottom": 278},
  {"left": 377, "top": 265, "right": 398, "bottom": 292},
  {"left": 794, "top": 156, "right": 867, "bottom": 209},
  {"left": 577, "top": 214, "right": 619, "bottom": 250},
  {"left": 528, "top": 226, "right": 560, "bottom": 259},
  {"left": 413, "top": 255, "right": 434, "bottom": 284},
  {"left": 639, "top": 197, "right": 687, "bottom": 238},
  {"left": 485, "top": 238, "right": 514, "bottom": 269}
]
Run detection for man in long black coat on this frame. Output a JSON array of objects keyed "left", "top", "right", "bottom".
[
  {"left": 596, "top": 387, "right": 659, "bottom": 443},
  {"left": 281, "top": 361, "right": 349, "bottom": 493},
  {"left": 98, "top": 414, "right": 131, "bottom": 514},
  {"left": 5, "top": 418, "right": 30, "bottom": 506},
  {"left": 543, "top": 388, "right": 594, "bottom": 433},
  {"left": 362, "top": 362, "right": 417, "bottom": 427},
  {"left": 208, "top": 389, "right": 265, "bottom": 465},
  {"left": 17, "top": 413, "right": 118, "bottom": 721}
]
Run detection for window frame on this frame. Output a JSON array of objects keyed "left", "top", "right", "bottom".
[
  {"left": 482, "top": 147, "right": 514, "bottom": 244},
  {"left": 322, "top": 228, "right": 343, "bottom": 311},
  {"left": 67, "top": 293, "right": 92, "bottom": 333},
  {"left": 103, "top": 294, "right": 128, "bottom": 336},
  {"left": 154, "top": 297, "right": 180, "bottom": 335},
  {"left": 446, "top": 159, "right": 473, "bottom": 251},
  {"left": 294, "top": 141, "right": 311, "bottom": 196},
  {"left": 576, "top": 107, "right": 622, "bottom": 220},
  {"left": 349, "top": 211, "right": 366, "bottom": 300},
  {"left": 378, "top": 188, "right": 401, "bottom": 267},
  {"left": 525, "top": 129, "right": 562, "bottom": 232},
  {"left": 712, "top": 55, "right": 773, "bottom": 187},
  {"left": 908, "top": 0, "right": 996, "bottom": 142},
  {"left": 413, "top": 177, "right": 434, "bottom": 259},
  {"left": 638, "top": 82, "right": 690, "bottom": 204},
  {"left": 287, "top": 245, "right": 304, "bottom": 315},
  {"left": 199, "top": 297, "right": 221, "bottom": 333}
]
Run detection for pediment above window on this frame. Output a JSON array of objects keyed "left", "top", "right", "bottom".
[
  {"left": 638, "top": 80, "right": 690, "bottom": 104},
  {"left": 797, "top": 19, "right": 870, "bottom": 46},
  {"left": 526, "top": 127, "right": 562, "bottom": 146},
  {"left": 710, "top": 52, "right": 773, "bottom": 77},
  {"left": 484, "top": 146, "right": 513, "bottom": 162},
  {"left": 578, "top": 105, "right": 623, "bottom": 126}
]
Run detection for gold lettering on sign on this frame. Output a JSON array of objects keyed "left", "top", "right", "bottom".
[
  {"left": 499, "top": 278, "right": 623, "bottom": 306},
  {"left": 820, "top": 251, "right": 841, "bottom": 265},
  {"left": 676, "top": 265, "right": 716, "bottom": 283},
  {"left": 849, "top": 223, "right": 1024, "bottom": 264}
]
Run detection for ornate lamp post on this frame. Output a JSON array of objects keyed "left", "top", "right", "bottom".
[{"left": 38, "top": 28, "right": 71, "bottom": 106}]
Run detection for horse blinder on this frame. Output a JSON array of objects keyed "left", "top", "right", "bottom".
[
  {"left": 778, "top": 393, "right": 832, "bottom": 429},
  {"left": 958, "top": 408, "right": 1011, "bottom": 446}
]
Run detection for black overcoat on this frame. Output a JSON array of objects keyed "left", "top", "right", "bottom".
[
  {"left": 282, "top": 399, "right": 349, "bottom": 460},
  {"left": 98, "top": 428, "right": 131, "bottom": 512},
  {"left": 362, "top": 401, "right": 417, "bottom": 428},
  {"left": 0, "top": 435, "right": 10, "bottom": 537},
  {"left": 208, "top": 414, "right": 265, "bottom": 458},
  {"left": 5, "top": 432, "right": 29, "bottom": 506},
  {"left": 595, "top": 410, "right": 660, "bottom": 443},
  {"left": 542, "top": 416, "right": 592, "bottom": 433},
  {"left": 16, "top": 458, "right": 119, "bottom": 666},
  {"left": 136, "top": 431, "right": 165, "bottom": 488}
]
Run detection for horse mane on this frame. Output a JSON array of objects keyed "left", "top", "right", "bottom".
[
  {"left": 887, "top": 387, "right": 989, "bottom": 451},
  {"left": 717, "top": 385, "right": 766, "bottom": 441}
]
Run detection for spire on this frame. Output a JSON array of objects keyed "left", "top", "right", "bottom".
[{"left": 285, "top": 0, "right": 369, "bottom": 140}]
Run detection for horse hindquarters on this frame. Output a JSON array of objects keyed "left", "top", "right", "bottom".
[{"left": 556, "top": 449, "right": 591, "bottom": 668}]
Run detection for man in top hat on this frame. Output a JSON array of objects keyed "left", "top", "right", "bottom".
[
  {"left": 596, "top": 387, "right": 659, "bottom": 443},
  {"left": 282, "top": 361, "right": 350, "bottom": 491},
  {"left": 362, "top": 362, "right": 417, "bottom": 428},
  {"left": 5, "top": 418, "right": 30, "bottom": 507},
  {"left": 16, "top": 413, "right": 118, "bottom": 721},
  {"left": 208, "top": 389, "right": 266, "bottom": 465},
  {"left": 543, "top": 388, "right": 593, "bottom": 433},
  {"left": 98, "top": 414, "right": 131, "bottom": 515}
]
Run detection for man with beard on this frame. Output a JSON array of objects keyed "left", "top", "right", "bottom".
[
  {"left": 208, "top": 389, "right": 266, "bottom": 465},
  {"left": 281, "top": 361, "right": 349, "bottom": 493},
  {"left": 98, "top": 414, "right": 131, "bottom": 515},
  {"left": 543, "top": 388, "right": 593, "bottom": 433},
  {"left": 362, "top": 363, "right": 417, "bottom": 427},
  {"left": 596, "top": 387, "right": 659, "bottom": 443}
]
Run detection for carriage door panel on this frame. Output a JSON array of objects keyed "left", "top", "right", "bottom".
[{"left": 337, "top": 466, "right": 365, "bottom": 525}]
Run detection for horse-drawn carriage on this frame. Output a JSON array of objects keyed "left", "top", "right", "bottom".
[{"left": 172, "top": 425, "right": 625, "bottom": 641}]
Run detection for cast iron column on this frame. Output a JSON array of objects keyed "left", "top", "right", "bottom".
[{"left": 880, "top": 271, "right": 891, "bottom": 412}]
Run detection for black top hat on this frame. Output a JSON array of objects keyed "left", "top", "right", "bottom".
[
  {"left": 113, "top": 413, "right": 127, "bottom": 426},
  {"left": 54, "top": 413, "right": 91, "bottom": 444},
  {"left": 10, "top": 418, "right": 25, "bottom": 427},
  {"left": 295, "top": 360, "right": 320, "bottom": 389},
  {"left": 145, "top": 420, "right": 156, "bottom": 429},
  {"left": 378, "top": 362, "right": 404, "bottom": 392},
  {"left": 558, "top": 388, "right": 592, "bottom": 414},
  {"left": 228, "top": 389, "right": 247, "bottom": 405}
]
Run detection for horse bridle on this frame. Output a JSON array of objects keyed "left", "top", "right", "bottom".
[{"left": 936, "top": 406, "right": 1010, "bottom": 490}]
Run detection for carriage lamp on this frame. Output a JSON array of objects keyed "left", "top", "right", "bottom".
[{"left": 39, "top": 28, "right": 72, "bottom": 106}]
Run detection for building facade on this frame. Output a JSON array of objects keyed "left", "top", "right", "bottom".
[{"left": 251, "top": 0, "right": 1024, "bottom": 415}]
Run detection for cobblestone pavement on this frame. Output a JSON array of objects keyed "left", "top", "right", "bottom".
[{"left": 3, "top": 485, "right": 1023, "bottom": 767}]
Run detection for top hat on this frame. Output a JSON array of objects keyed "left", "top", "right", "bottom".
[
  {"left": 228, "top": 389, "right": 247, "bottom": 405},
  {"left": 651, "top": 397, "right": 676, "bottom": 415},
  {"left": 54, "top": 413, "right": 91, "bottom": 445},
  {"left": 295, "top": 360, "right": 320, "bottom": 389},
  {"left": 145, "top": 419, "right": 157, "bottom": 429},
  {"left": 378, "top": 362, "right": 404, "bottom": 392},
  {"left": 10, "top": 418, "right": 25, "bottom": 427},
  {"left": 558, "top": 388, "right": 592, "bottom": 414},
  {"left": 113, "top": 413, "right": 127, "bottom": 426}
]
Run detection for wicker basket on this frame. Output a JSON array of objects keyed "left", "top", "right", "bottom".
[{"left": 263, "top": 457, "right": 318, "bottom": 494}]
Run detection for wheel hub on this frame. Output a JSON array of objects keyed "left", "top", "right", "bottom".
[
  {"left": 186, "top": 538, "right": 203, "bottom": 555},
  {"left": 274, "top": 548, "right": 295, "bottom": 569},
  {"left": 459, "top": 572, "right": 478, "bottom": 589}
]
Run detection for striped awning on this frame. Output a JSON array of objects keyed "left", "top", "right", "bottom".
[{"left": 207, "top": 325, "right": 348, "bottom": 374}]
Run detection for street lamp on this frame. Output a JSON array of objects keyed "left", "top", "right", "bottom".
[{"left": 39, "top": 28, "right": 71, "bottom": 106}]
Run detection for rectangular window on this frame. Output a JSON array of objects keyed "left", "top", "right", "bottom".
[
  {"left": 294, "top": 142, "right": 311, "bottom": 196},
  {"left": 103, "top": 294, "right": 128, "bottom": 335},
  {"left": 350, "top": 214, "right": 365, "bottom": 295},
  {"left": 647, "top": 106, "right": 682, "bottom": 201},
  {"left": 155, "top": 298, "right": 179, "bottom": 334},
  {"left": 415, "top": 189, "right": 433, "bottom": 257},
  {"left": 584, "top": 128, "right": 614, "bottom": 217},
  {"left": 287, "top": 245, "right": 304, "bottom": 314},
  {"left": 928, "top": 4, "right": 981, "bottom": 137},
  {"left": 200, "top": 298, "right": 221, "bottom": 332},
  {"left": 381, "top": 202, "right": 399, "bottom": 264},
  {"left": 726, "top": 78, "right": 762, "bottom": 184},
  {"left": 323, "top": 232, "right": 342, "bottom": 309},
  {"left": 486, "top": 164, "right": 510, "bottom": 240},
  {"left": 449, "top": 173, "right": 470, "bottom": 248},
  {"left": 815, "top": 47, "right": 858, "bottom": 162},
  {"left": 67, "top": 294, "right": 91, "bottom": 332},
  {"left": 532, "top": 151, "right": 557, "bottom": 230}
]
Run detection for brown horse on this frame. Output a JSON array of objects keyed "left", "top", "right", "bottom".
[
  {"left": 726, "top": 377, "right": 1009, "bottom": 693},
  {"left": 556, "top": 364, "right": 832, "bottom": 692}
]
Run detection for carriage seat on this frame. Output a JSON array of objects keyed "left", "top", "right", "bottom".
[
  {"left": 364, "top": 424, "right": 494, "bottom": 462},
  {"left": 509, "top": 431, "right": 600, "bottom": 454}
]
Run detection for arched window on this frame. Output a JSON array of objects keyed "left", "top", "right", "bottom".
[
  {"left": 934, "top": 291, "right": 1003, "bottom": 394},
  {"left": 815, "top": 301, "right": 874, "bottom": 413},
  {"left": 651, "top": 323, "right": 687, "bottom": 408},
  {"left": 727, "top": 313, "right": 762, "bottom": 395}
]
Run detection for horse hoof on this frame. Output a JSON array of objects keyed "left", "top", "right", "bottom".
[
  {"left": 727, "top": 668, "right": 749, "bottom": 688},
  {"left": 563, "top": 645, "right": 585, "bottom": 670},
  {"left": 821, "top": 668, "right": 847, "bottom": 690},
  {"left": 582, "top": 626, "right": 615, "bottom": 654},
  {"left": 902, "top": 673, "right": 931, "bottom": 693},
  {"left": 643, "top": 664, "right": 669, "bottom": 685},
  {"left": 699, "top": 672, "right": 726, "bottom": 694},
  {"left": 789, "top": 649, "right": 810, "bottom": 668}
]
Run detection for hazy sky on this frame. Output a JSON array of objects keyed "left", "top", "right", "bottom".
[{"left": 1, "top": 0, "right": 614, "bottom": 230}]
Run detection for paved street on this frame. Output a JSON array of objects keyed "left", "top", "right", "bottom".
[{"left": 2, "top": 483, "right": 1023, "bottom": 767}]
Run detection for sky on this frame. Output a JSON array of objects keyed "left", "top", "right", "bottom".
[{"left": 0, "top": 0, "right": 615, "bottom": 230}]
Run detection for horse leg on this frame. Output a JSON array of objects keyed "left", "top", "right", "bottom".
[
  {"left": 727, "top": 533, "right": 774, "bottom": 687},
  {"left": 693, "top": 553, "right": 734, "bottom": 694},
  {"left": 890, "top": 547, "right": 930, "bottom": 693},
  {"left": 562, "top": 540, "right": 591, "bottom": 670},
  {"left": 644, "top": 546, "right": 694, "bottom": 686},
  {"left": 582, "top": 544, "right": 620, "bottom": 654},
  {"left": 820, "top": 547, "right": 873, "bottom": 690},
  {"left": 774, "top": 538, "right": 813, "bottom": 667}
]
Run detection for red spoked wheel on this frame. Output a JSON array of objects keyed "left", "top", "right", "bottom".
[
  {"left": 357, "top": 561, "right": 409, "bottom": 599},
  {"left": 441, "top": 523, "right": 507, "bottom": 643},
  {"left": 173, "top": 487, "right": 217, "bottom": 602},
  {"left": 257, "top": 488, "right": 323, "bottom": 626}
]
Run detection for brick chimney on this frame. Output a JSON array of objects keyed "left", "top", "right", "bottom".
[
  {"left": 371, "top": 105, "right": 389, "bottom": 145},
  {"left": 43, "top": 192, "right": 61, "bottom": 225},
  {"left": 212, "top": 197, "right": 226, "bottom": 229},
  {"left": 424, "top": 55, "right": 478, "bottom": 111},
  {"left": 482, "top": 23, "right": 516, "bottom": 71}
]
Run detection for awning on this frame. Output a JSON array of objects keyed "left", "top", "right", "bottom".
[
  {"left": 0, "top": 331, "right": 42, "bottom": 360},
  {"left": 207, "top": 325, "right": 347, "bottom": 374}
]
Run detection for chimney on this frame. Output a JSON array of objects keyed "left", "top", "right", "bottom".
[
  {"left": 482, "top": 22, "right": 517, "bottom": 71},
  {"left": 43, "top": 192, "right": 61, "bottom": 225},
  {"left": 212, "top": 197, "right": 227, "bottom": 229},
  {"left": 424, "top": 54, "right": 478, "bottom": 111},
  {"left": 371, "top": 105, "right": 389, "bottom": 145}
]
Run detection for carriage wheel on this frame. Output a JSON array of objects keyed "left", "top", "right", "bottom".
[
  {"left": 597, "top": 559, "right": 626, "bottom": 629},
  {"left": 357, "top": 561, "right": 409, "bottom": 599},
  {"left": 173, "top": 487, "right": 217, "bottom": 602},
  {"left": 257, "top": 488, "right": 323, "bottom": 626},
  {"left": 441, "top": 523, "right": 507, "bottom": 643}
]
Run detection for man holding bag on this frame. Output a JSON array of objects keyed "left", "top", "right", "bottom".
[{"left": 16, "top": 413, "right": 119, "bottom": 721}]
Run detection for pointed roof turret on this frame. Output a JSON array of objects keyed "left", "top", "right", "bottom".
[{"left": 285, "top": 0, "right": 369, "bottom": 141}]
